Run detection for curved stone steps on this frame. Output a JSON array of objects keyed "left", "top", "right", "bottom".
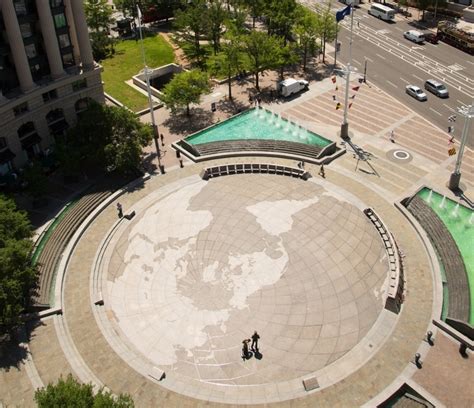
[
  {"left": 406, "top": 196, "right": 470, "bottom": 322},
  {"left": 34, "top": 190, "right": 112, "bottom": 307},
  {"left": 192, "top": 139, "right": 324, "bottom": 160}
]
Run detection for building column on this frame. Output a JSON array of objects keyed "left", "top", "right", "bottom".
[
  {"left": 1, "top": 0, "right": 35, "bottom": 92},
  {"left": 68, "top": 0, "right": 94, "bottom": 70},
  {"left": 36, "top": 0, "right": 65, "bottom": 78},
  {"left": 64, "top": 0, "right": 80, "bottom": 66}
]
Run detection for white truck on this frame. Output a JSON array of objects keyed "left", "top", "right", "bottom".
[
  {"left": 339, "top": 0, "right": 360, "bottom": 6},
  {"left": 277, "top": 78, "right": 309, "bottom": 97}
]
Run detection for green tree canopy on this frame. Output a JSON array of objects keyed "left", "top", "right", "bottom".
[
  {"left": 0, "top": 195, "right": 37, "bottom": 336},
  {"left": 161, "top": 70, "right": 211, "bottom": 116},
  {"left": 35, "top": 374, "right": 134, "bottom": 408},
  {"left": 295, "top": 6, "right": 320, "bottom": 70},
  {"left": 84, "top": 0, "right": 115, "bottom": 61},
  {"left": 264, "top": 0, "right": 299, "bottom": 44},
  {"left": 241, "top": 31, "right": 282, "bottom": 90},
  {"left": 174, "top": 0, "right": 210, "bottom": 67},
  {"left": 58, "top": 102, "right": 153, "bottom": 175},
  {"left": 314, "top": 2, "right": 337, "bottom": 63}
]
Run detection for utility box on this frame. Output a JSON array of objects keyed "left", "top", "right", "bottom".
[{"left": 277, "top": 78, "right": 309, "bottom": 98}]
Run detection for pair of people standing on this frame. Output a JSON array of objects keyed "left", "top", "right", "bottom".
[{"left": 242, "top": 331, "right": 260, "bottom": 360}]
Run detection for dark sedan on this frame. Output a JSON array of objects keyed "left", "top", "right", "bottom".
[{"left": 425, "top": 33, "right": 439, "bottom": 44}]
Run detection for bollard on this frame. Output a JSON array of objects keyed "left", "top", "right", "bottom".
[
  {"left": 414, "top": 353, "right": 422, "bottom": 368},
  {"left": 426, "top": 330, "right": 434, "bottom": 345}
]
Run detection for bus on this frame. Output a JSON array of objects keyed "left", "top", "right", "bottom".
[{"left": 368, "top": 4, "right": 395, "bottom": 21}]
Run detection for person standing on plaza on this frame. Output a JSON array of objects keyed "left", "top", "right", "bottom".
[
  {"left": 319, "top": 164, "right": 326, "bottom": 178},
  {"left": 251, "top": 331, "right": 260, "bottom": 351},
  {"left": 116, "top": 202, "right": 123, "bottom": 218},
  {"left": 242, "top": 339, "right": 251, "bottom": 359},
  {"left": 389, "top": 130, "right": 395, "bottom": 143}
]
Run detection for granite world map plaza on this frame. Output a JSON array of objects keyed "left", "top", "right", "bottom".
[{"left": 1, "top": 72, "right": 473, "bottom": 406}]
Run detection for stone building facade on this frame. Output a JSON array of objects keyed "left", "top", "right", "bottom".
[{"left": 0, "top": 0, "right": 104, "bottom": 175}]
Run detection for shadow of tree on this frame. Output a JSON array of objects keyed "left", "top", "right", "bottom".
[
  {"left": 0, "top": 320, "right": 44, "bottom": 371},
  {"left": 162, "top": 108, "right": 214, "bottom": 136},
  {"left": 216, "top": 98, "right": 247, "bottom": 116}
]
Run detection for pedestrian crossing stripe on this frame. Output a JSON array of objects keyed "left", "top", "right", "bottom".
[
  {"left": 448, "top": 147, "right": 456, "bottom": 156},
  {"left": 447, "top": 64, "right": 464, "bottom": 72}
]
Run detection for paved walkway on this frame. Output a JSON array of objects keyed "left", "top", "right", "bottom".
[{"left": 1, "top": 71, "right": 472, "bottom": 407}]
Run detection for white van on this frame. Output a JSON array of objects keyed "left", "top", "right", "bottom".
[
  {"left": 368, "top": 4, "right": 395, "bottom": 21},
  {"left": 403, "top": 30, "right": 425, "bottom": 44},
  {"left": 278, "top": 78, "right": 309, "bottom": 97}
]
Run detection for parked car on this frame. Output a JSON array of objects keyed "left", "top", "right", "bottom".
[
  {"left": 406, "top": 85, "right": 427, "bottom": 101},
  {"left": 403, "top": 30, "right": 425, "bottom": 44},
  {"left": 424, "top": 33, "right": 439, "bottom": 44},
  {"left": 424, "top": 79, "right": 449, "bottom": 98}
]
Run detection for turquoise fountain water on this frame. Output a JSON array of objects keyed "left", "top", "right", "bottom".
[
  {"left": 186, "top": 107, "right": 332, "bottom": 147},
  {"left": 418, "top": 187, "right": 474, "bottom": 324}
]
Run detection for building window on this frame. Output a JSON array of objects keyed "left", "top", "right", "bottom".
[
  {"left": 18, "top": 122, "right": 36, "bottom": 138},
  {"left": 58, "top": 33, "right": 71, "bottom": 48},
  {"left": 14, "top": 1, "right": 27, "bottom": 15},
  {"left": 72, "top": 79, "right": 87, "bottom": 92},
  {"left": 42, "top": 89, "right": 58, "bottom": 103},
  {"left": 13, "top": 102, "right": 28, "bottom": 116},
  {"left": 50, "top": 0, "right": 64, "bottom": 7},
  {"left": 62, "top": 53, "right": 74, "bottom": 67},
  {"left": 54, "top": 13, "right": 67, "bottom": 29},
  {"left": 75, "top": 97, "right": 91, "bottom": 113},
  {"left": 25, "top": 44, "right": 37, "bottom": 58},
  {"left": 19, "top": 23, "right": 32, "bottom": 39}
]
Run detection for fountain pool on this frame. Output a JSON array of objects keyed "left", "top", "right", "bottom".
[
  {"left": 186, "top": 108, "right": 332, "bottom": 148},
  {"left": 418, "top": 188, "right": 474, "bottom": 324}
]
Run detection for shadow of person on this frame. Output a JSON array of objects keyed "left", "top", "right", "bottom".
[
  {"left": 254, "top": 349, "right": 263, "bottom": 360},
  {"left": 242, "top": 351, "right": 253, "bottom": 361}
]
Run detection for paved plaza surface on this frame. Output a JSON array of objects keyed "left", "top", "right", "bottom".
[{"left": 1, "top": 71, "right": 473, "bottom": 407}]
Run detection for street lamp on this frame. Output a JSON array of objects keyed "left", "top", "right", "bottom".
[
  {"left": 448, "top": 101, "right": 473, "bottom": 191},
  {"left": 137, "top": 6, "right": 164, "bottom": 174}
]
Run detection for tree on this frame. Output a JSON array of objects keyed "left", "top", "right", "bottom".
[
  {"left": 416, "top": 0, "right": 434, "bottom": 20},
  {"left": 84, "top": 0, "right": 115, "bottom": 61},
  {"left": 264, "top": 0, "right": 299, "bottom": 45},
  {"left": 174, "top": 0, "right": 210, "bottom": 67},
  {"left": 58, "top": 102, "right": 153, "bottom": 175},
  {"left": 0, "top": 195, "right": 37, "bottom": 336},
  {"left": 35, "top": 374, "right": 134, "bottom": 408},
  {"left": 240, "top": 0, "right": 265, "bottom": 28},
  {"left": 315, "top": 2, "right": 337, "bottom": 64},
  {"left": 241, "top": 31, "right": 282, "bottom": 90},
  {"left": 210, "top": 33, "right": 243, "bottom": 100},
  {"left": 161, "top": 70, "right": 211, "bottom": 116},
  {"left": 295, "top": 6, "right": 320, "bottom": 71},
  {"left": 207, "top": 0, "right": 228, "bottom": 55}
]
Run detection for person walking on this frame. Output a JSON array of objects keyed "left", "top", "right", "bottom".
[
  {"left": 389, "top": 130, "right": 395, "bottom": 143},
  {"left": 242, "top": 339, "right": 251, "bottom": 359},
  {"left": 251, "top": 331, "right": 260, "bottom": 351},
  {"left": 160, "top": 133, "right": 165, "bottom": 146},
  {"left": 116, "top": 202, "right": 123, "bottom": 218},
  {"left": 319, "top": 164, "right": 326, "bottom": 178}
]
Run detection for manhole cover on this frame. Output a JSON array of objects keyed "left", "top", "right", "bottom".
[{"left": 386, "top": 149, "right": 413, "bottom": 163}]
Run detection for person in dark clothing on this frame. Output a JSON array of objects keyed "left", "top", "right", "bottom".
[
  {"left": 117, "top": 202, "right": 123, "bottom": 218},
  {"left": 242, "top": 339, "right": 251, "bottom": 359},
  {"left": 251, "top": 331, "right": 260, "bottom": 351}
]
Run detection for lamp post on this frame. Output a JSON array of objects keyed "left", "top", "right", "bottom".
[
  {"left": 448, "top": 101, "right": 473, "bottom": 191},
  {"left": 340, "top": 4, "right": 355, "bottom": 140},
  {"left": 137, "top": 6, "right": 164, "bottom": 174}
]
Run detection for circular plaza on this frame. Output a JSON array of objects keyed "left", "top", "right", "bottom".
[{"left": 96, "top": 172, "right": 390, "bottom": 402}]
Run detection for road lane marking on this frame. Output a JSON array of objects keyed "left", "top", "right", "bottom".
[
  {"left": 429, "top": 107, "right": 442, "bottom": 116},
  {"left": 365, "top": 57, "right": 374, "bottom": 63},
  {"left": 443, "top": 103, "right": 455, "bottom": 112},
  {"left": 386, "top": 80, "right": 397, "bottom": 88},
  {"left": 412, "top": 74, "right": 424, "bottom": 82},
  {"left": 376, "top": 53, "right": 385, "bottom": 60},
  {"left": 400, "top": 77, "right": 410, "bottom": 84},
  {"left": 353, "top": 59, "right": 361, "bottom": 66},
  {"left": 457, "top": 100, "right": 466, "bottom": 106}
]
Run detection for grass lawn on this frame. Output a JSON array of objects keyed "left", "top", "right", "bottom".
[{"left": 101, "top": 34, "right": 175, "bottom": 112}]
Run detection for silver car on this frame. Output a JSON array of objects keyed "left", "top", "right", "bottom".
[
  {"left": 424, "top": 79, "right": 449, "bottom": 98},
  {"left": 406, "top": 85, "right": 427, "bottom": 101}
]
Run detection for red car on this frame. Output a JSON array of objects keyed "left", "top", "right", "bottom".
[{"left": 425, "top": 33, "right": 439, "bottom": 44}]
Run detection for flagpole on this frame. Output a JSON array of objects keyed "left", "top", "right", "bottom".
[
  {"left": 340, "top": 4, "right": 354, "bottom": 140},
  {"left": 137, "top": 6, "right": 163, "bottom": 174}
]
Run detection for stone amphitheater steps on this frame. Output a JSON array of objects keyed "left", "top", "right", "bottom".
[
  {"left": 193, "top": 139, "right": 324, "bottom": 160},
  {"left": 407, "top": 196, "right": 470, "bottom": 322},
  {"left": 34, "top": 189, "right": 112, "bottom": 307}
]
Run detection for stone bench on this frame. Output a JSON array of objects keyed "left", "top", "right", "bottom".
[{"left": 201, "top": 163, "right": 311, "bottom": 181}]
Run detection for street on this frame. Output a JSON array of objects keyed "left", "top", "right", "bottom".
[{"left": 303, "top": 0, "right": 473, "bottom": 146}]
